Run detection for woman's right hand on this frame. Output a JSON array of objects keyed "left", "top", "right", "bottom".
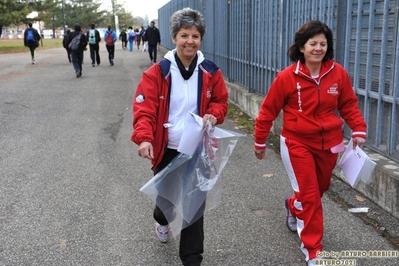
[
  {"left": 138, "top": 141, "right": 154, "bottom": 160},
  {"left": 254, "top": 149, "right": 266, "bottom": 160}
]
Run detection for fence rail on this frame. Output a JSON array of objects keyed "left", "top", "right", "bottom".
[{"left": 158, "top": 0, "right": 399, "bottom": 163}]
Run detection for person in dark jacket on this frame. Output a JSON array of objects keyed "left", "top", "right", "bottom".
[
  {"left": 119, "top": 29, "right": 127, "bottom": 49},
  {"left": 136, "top": 26, "right": 145, "bottom": 50},
  {"left": 144, "top": 21, "right": 161, "bottom": 63},
  {"left": 24, "top": 22, "right": 41, "bottom": 64},
  {"left": 66, "top": 24, "right": 87, "bottom": 78},
  {"left": 86, "top": 23, "right": 101, "bottom": 67},
  {"left": 62, "top": 29, "right": 71, "bottom": 63}
]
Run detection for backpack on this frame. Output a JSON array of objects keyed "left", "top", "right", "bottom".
[
  {"left": 128, "top": 31, "right": 136, "bottom": 40},
  {"left": 27, "top": 29, "right": 35, "bottom": 42},
  {"left": 106, "top": 31, "right": 114, "bottom": 46},
  {"left": 88, "top": 29, "right": 96, "bottom": 44},
  {"left": 69, "top": 33, "right": 82, "bottom": 51}
]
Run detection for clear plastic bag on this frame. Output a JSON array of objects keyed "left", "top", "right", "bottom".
[{"left": 140, "top": 125, "right": 245, "bottom": 237}]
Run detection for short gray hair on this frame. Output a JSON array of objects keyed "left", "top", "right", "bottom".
[{"left": 169, "top": 8, "right": 206, "bottom": 40}]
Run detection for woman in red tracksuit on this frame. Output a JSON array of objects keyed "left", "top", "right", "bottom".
[
  {"left": 254, "top": 20, "right": 366, "bottom": 266},
  {"left": 131, "top": 8, "right": 228, "bottom": 266}
]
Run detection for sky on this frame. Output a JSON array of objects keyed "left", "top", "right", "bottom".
[{"left": 124, "top": 0, "right": 170, "bottom": 21}]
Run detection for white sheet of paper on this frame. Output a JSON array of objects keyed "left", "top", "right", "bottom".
[
  {"left": 177, "top": 112, "right": 205, "bottom": 156},
  {"left": 338, "top": 138, "right": 376, "bottom": 187},
  {"left": 348, "top": 207, "right": 369, "bottom": 213}
]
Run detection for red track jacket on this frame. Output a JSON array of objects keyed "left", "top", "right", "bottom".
[{"left": 255, "top": 60, "right": 366, "bottom": 151}]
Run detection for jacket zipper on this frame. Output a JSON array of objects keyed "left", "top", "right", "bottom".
[{"left": 297, "top": 65, "right": 334, "bottom": 150}]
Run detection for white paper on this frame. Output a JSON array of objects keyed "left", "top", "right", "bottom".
[
  {"left": 348, "top": 207, "right": 369, "bottom": 213},
  {"left": 177, "top": 112, "right": 205, "bottom": 156},
  {"left": 338, "top": 139, "right": 376, "bottom": 187}
]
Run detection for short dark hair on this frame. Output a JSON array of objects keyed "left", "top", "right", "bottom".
[
  {"left": 91, "top": 23, "right": 95, "bottom": 29},
  {"left": 288, "top": 20, "right": 334, "bottom": 62},
  {"left": 74, "top": 24, "right": 81, "bottom": 31},
  {"left": 28, "top": 22, "right": 32, "bottom": 27}
]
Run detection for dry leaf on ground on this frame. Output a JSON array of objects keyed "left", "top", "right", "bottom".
[
  {"left": 355, "top": 195, "right": 366, "bottom": 202},
  {"left": 262, "top": 173, "right": 274, "bottom": 178}
]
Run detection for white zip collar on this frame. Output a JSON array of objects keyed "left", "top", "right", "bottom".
[{"left": 294, "top": 61, "right": 335, "bottom": 83}]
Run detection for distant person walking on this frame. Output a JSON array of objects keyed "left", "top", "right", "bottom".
[
  {"left": 66, "top": 24, "right": 87, "bottom": 78},
  {"left": 104, "top": 25, "right": 117, "bottom": 66},
  {"left": 136, "top": 26, "right": 145, "bottom": 50},
  {"left": 127, "top": 26, "right": 136, "bottom": 51},
  {"left": 62, "top": 29, "right": 71, "bottom": 63},
  {"left": 87, "top": 23, "right": 101, "bottom": 67},
  {"left": 144, "top": 21, "right": 161, "bottom": 63},
  {"left": 119, "top": 29, "right": 127, "bottom": 50},
  {"left": 134, "top": 28, "right": 140, "bottom": 49},
  {"left": 24, "top": 22, "right": 41, "bottom": 64}
]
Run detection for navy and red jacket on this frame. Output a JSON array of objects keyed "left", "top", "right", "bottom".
[{"left": 132, "top": 59, "right": 229, "bottom": 170}]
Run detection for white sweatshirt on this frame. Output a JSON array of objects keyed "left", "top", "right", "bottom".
[{"left": 163, "top": 49, "right": 205, "bottom": 149}]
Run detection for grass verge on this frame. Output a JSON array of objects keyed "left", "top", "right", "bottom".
[{"left": 0, "top": 38, "right": 63, "bottom": 54}]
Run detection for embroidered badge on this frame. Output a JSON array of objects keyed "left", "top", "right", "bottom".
[
  {"left": 327, "top": 83, "right": 339, "bottom": 96},
  {"left": 296, "top": 82, "right": 302, "bottom": 112},
  {"left": 206, "top": 87, "right": 212, "bottom": 98},
  {"left": 136, "top": 94, "right": 145, "bottom": 103}
]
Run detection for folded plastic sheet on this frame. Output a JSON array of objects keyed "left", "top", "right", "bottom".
[{"left": 140, "top": 125, "right": 245, "bottom": 237}]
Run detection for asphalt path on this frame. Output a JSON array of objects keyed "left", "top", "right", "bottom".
[{"left": 0, "top": 43, "right": 398, "bottom": 265}]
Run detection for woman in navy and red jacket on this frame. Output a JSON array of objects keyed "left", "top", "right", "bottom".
[
  {"left": 131, "top": 8, "right": 228, "bottom": 266},
  {"left": 254, "top": 20, "right": 366, "bottom": 266}
]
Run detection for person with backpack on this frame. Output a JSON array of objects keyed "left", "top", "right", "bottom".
[
  {"left": 119, "top": 28, "right": 127, "bottom": 50},
  {"left": 62, "top": 29, "right": 72, "bottom": 63},
  {"left": 86, "top": 23, "right": 101, "bottom": 67},
  {"left": 131, "top": 8, "right": 228, "bottom": 266},
  {"left": 24, "top": 22, "right": 41, "bottom": 64},
  {"left": 144, "top": 21, "right": 161, "bottom": 63},
  {"left": 127, "top": 26, "right": 136, "bottom": 51},
  {"left": 67, "top": 24, "right": 87, "bottom": 78},
  {"left": 104, "top": 25, "right": 117, "bottom": 66}
]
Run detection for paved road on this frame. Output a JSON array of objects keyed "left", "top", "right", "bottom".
[{"left": 0, "top": 44, "right": 398, "bottom": 266}]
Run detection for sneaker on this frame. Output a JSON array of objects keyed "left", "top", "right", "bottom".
[
  {"left": 308, "top": 258, "right": 317, "bottom": 266},
  {"left": 32, "top": 59, "right": 35, "bottom": 64},
  {"left": 154, "top": 222, "right": 169, "bottom": 243},
  {"left": 76, "top": 71, "right": 82, "bottom": 78},
  {"left": 285, "top": 198, "right": 297, "bottom": 232},
  {"left": 92, "top": 63, "right": 95, "bottom": 67}
]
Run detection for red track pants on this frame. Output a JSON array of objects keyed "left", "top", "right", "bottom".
[{"left": 280, "top": 136, "right": 338, "bottom": 261}]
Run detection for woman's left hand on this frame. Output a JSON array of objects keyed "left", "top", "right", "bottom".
[
  {"left": 352, "top": 137, "right": 366, "bottom": 149},
  {"left": 203, "top": 114, "right": 217, "bottom": 128}
]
